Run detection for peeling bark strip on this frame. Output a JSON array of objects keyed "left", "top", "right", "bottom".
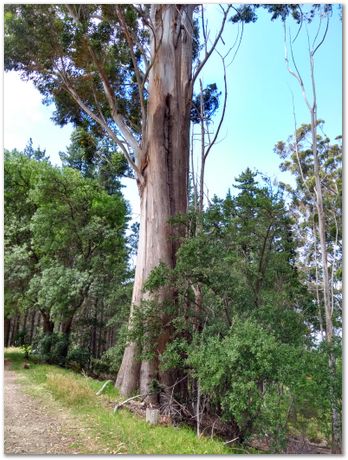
[{"left": 116, "top": 5, "right": 194, "bottom": 399}]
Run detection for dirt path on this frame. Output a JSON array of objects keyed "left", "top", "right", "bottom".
[{"left": 4, "top": 363, "right": 97, "bottom": 454}]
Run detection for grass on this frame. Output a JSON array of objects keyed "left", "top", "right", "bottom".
[{"left": 5, "top": 348, "right": 252, "bottom": 454}]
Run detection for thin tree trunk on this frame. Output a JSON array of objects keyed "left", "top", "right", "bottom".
[
  {"left": 4, "top": 317, "right": 10, "bottom": 347},
  {"left": 10, "top": 315, "right": 19, "bottom": 345},
  {"left": 9, "top": 316, "right": 15, "bottom": 345},
  {"left": 22, "top": 309, "right": 29, "bottom": 334},
  {"left": 196, "top": 379, "right": 201, "bottom": 437},
  {"left": 98, "top": 303, "right": 104, "bottom": 358},
  {"left": 37, "top": 313, "right": 42, "bottom": 330},
  {"left": 116, "top": 4, "right": 194, "bottom": 399},
  {"left": 313, "top": 222, "right": 324, "bottom": 340},
  {"left": 61, "top": 317, "right": 74, "bottom": 361},
  {"left": 92, "top": 300, "right": 98, "bottom": 358},
  {"left": 29, "top": 310, "right": 36, "bottom": 343},
  {"left": 41, "top": 311, "right": 54, "bottom": 334},
  {"left": 285, "top": 23, "right": 341, "bottom": 451},
  {"left": 199, "top": 79, "right": 205, "bottom": 212},
  {"left": 311, "top": 110, "right": 341, "bottom": 454}
]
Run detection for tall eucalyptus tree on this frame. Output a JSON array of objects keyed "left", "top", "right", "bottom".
[
  {"left": 5, "top": 3, "right": 307, "bottom": 401},
  {"left": 5, "top": 4, "right": 235, "bottom": 397}
]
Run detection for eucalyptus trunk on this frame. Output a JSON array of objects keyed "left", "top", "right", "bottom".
[
  {"left": 311, "top": 113, "right": 341, "bottom": 453},
  {"left": 116, "top": 5, "right": 194, "bottom": 399}
]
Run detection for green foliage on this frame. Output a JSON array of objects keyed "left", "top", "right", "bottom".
[
  {"left": 188, "top": 320, "right": 285, "bottom": 442},
  {"left": 187, "top": 319, "right": 335, "bottom": 450},
  {"left": 159, "top": 338, "right": 188, "bottom": 372},
  {"left": 50, "top": 334, "right": 70, "bottom": 366},
  {"left": 190, "top": 83, "right": 221, "bottom": 124},
  {"left": 274, "top": 123, "right": 342, "bottom": 332},
  {"left": 128, "top": 300, "right": 162, "bottom": 361},
  {"left": 5, "top": 149, "right": 130, "bottom": 368},
  {"left": 32, "top": 331, "right": 68, "bottom": 366},
  {"left": 60, "top": 127, "right": 132, "bottom": 194},
  {"left": 67, "top": 346, "right": 91, "bottom": 370},
  {"left": 5, "top": 4, "right": 146, "bottom": 133},
  {"left": 141, "top": 170, "right": 334, "bottom": 448}
]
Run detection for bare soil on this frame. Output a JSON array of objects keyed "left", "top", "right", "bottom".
[{"left": 4, "top": 362, "right": 100, "bottom": 454}]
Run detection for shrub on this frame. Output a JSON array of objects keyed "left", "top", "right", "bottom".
[
  {"left": 67, "top": 346, "right": 90, "bottom": 370},
  {"left": 31, "top": 331, "right": 69, "bottom": 366},
  {"left": 50, "top": 335, "right": 69, "bottom": 366},
  {"left": 187, "top": 319, "right": 291, "bottom": 449}
]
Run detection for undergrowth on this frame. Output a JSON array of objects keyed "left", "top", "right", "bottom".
[{"left": 5, "top": 348, "right": 252, "bottom": 454}]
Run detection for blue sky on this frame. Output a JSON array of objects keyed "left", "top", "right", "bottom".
[
  {"left": 200, "top": 4, "right": 342, "bottom": 198},
  {"left": 3, "top": 4, "right": 342, "bottom": 216}
]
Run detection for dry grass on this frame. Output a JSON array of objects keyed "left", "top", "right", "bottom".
[
  {"left": 46, "top": 372, "right": 95, "bottom": 406},
  {"left": 5, "top": 349, "right": 249, "bottom": 454}
]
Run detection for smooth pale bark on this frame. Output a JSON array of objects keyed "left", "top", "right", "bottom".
[
  {"left": 311, "top": 114, "right": 341, "bottom": 453},
  {"left": 116, "top": 5, "right": 194, "bottom": 399},
  {"left": 285, "top": 25, "right": 341, "bottom": 451}
]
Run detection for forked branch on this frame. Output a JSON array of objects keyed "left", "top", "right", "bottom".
[{"left": 193, "top": 5, "right": 232, "bottom": 85}]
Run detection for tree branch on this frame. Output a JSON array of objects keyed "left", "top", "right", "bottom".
[
  {"left": 115, "top": 6, "right": 147, "bottom": 127},
  {"left": 192, "top": 5, "right": 231, "bottom": 85},
  {"left": 284, "top": 23, "right": 312, "bottom": 113},
  {"left": 64, "top": 5, "right": 142, "bottom": 166},
  {"left": 203, "top": 55, "right": 228, "bottom": 162},
  {"left": 57, "top": 69, "right": 143, "bottom": 181}
]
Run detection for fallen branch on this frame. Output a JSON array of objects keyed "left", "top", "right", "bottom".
[
  {"left": 225, "top": 436, "right": 239, "bottom": 444},
  {"left": 113, "top": 394, "right": 145, "bottom": 413},
  {"left": 81, "top": 369, "right": 89, "bottom": 379},
  {"left": 96, "top": 380, "right": 113, "bottom": 396}
]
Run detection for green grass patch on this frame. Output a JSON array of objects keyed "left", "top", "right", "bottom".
[
  {"left": 5, "top": 348, "right": 251, "bottom": 454},
  {"left": 5, "top": 347, "right": 25, "bottom": 370}
]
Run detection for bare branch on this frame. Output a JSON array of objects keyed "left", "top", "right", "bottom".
[
  {"left": 87, "top": 45, "right": 141, "bottom": 156},
  {"left": 113, "top": 394, "right": 145, "bottom": 412},
  {"left": 284, "top": 23, "right": 312, "bottom": 113},
  {"left": 201, "top": 6, "right": 208, "bottom": 56},
  {"left": 203, "top": 55, "right": 228, "bottom": 162},
  {"left": 190, "top": 126, "right": 198, "bottom": 211},
  {"left": 225, "top": 18, "right": 244, "bottom": 68},
  {"left": 290, "top": 91, "right": 312, "bottom": 196},
  {"left": 330, "top": 213, "right": 339, "bottom": 317},
  {"left": 199, "top": 78, "right": 205, "bottom": 211},
  {"left": 193, "top": 5, "right": 232, "bottom": 85},
  {"left": 304, "top": 24, "right": 318, "bottom": 116},
  {"left": 292, "top": 5, "right": 304, "bottom": 44},
  {"left": 313, "top": 14, "right": 330, "bottom": 56},
  {"left": 312, "top": 14, "right": 323, "bottom": 49}
]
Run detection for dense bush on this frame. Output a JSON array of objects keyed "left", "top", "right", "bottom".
[
  {"left": 187, "top": 320, "right": 288, "bottom": 447},
  {"left": 32, "top": 332, "right": 69, "bottom": 366},
  {"left": 67, "top": 346, "right": 90, "bottom": 370}
]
